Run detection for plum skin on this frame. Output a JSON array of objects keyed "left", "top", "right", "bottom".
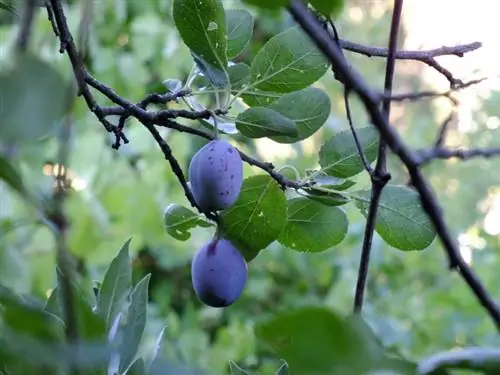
[
  {"left": 188, "top": 139, "right": 243, "bottom": 212},
  {"left": 191, "top": 238, "right": 248, "bottom": 307}
]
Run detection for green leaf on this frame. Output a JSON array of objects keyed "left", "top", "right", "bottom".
[
  {"left": 278, "top": 198, "right": 348, "bottom": 252},
  {"left": 0, "top": 54, "right": 68, "bottom": 143},
  {"left": 226, "top": 9, "right": 254, "bottom": 59},
  {"left": 229, "top": 360, "right": 250, "bottom": 374},
  {"left": 128, "top": 358, "right": 147, "bottom": 375},
  {"left": 118, "top": 274, "right": 151, "bottom": 373},
  {"left": 236, "top": 107, "right": 298, "bottom": 138},
  {"left": 353, "top": 185, "right": 437, "bottom": 251},
  {"left": 173, "top": 0, "right": 228, "bottom": 86},
  {"left": 306, "top": 171, "right": 357, "bottom": 191},
  {"left": 418, "top": 347, "right": 500, "bottom": 375},
  {"left": 242, "top": 0, "right": 289, "bottom": 9},
  {"left": 318, "top": 127, "right": 379, "bottom": 178},
  {"left": 302, "top": 187, "right": 350, "bottom": 207},
  {"left": 249, "top": 26, "right": 329, "bottom": 93},
  {"left": 97, "top": 239, "right": 132, "bottom": 331},
  {"left": 241, "top": 89, "right": 282, "bottom": 107},
  {"left": 269, "top": 87, "right": 331, "bottom": 143},
  {"left": 255, "top": 306, "right": 385, "bottom": 375},
  {"left": 220, "top": 175, "right": 287, "bottom": 261},
  {"left": 163, "top": 204, "right": 212, "bottom": 241},
  {"left": 228, "top": 63, "right": 250, "bottom": 89},
  {"left": 309, "top": 0, "right": 344, "bottom": 17}
]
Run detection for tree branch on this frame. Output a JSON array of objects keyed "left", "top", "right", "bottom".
[
  {"left": 353, "top": 0, "right": 401, "bottom": 313},
  {"left": 288, "top": 0, "right": 500, "bottom": 330},
  {"left": 340, "top": 39, "right": 481, "bottom": 87}
]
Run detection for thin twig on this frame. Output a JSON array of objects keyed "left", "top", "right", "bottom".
[
  {"left": 385, "top": 78, "right": 487, "bottom": 102},
  {"left": 418, "top": 146, "right": 500, "bottom": 165},
  {"left": 353, "top": 0, "right": 401, "bottom": 313},
  {"left": 340, "top": 39, "right": 481, "bottom": 87},
  {"left": 344, "top": 88, "right": 373, "bottom": 174},
  {"left": 288, "top": 0, "right": 500, "bottom": 330}
]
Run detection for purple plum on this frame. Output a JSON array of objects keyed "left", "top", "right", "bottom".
[
  {"left": 188, "top": 139, "right": 243, "bottom": 212},
  {"left": 191, "top": 238, "right": 248, "bottom": 307}
]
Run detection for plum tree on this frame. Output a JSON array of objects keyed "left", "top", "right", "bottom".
[
  {"left": 188, "top": 139, "right": 243, "bottom": 212},
  {"left": 191, "top": 237, "right": 248, "bottom": 307}
]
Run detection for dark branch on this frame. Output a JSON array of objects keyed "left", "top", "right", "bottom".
[
  {"left": 418, "top": 146, "right": 500, "bottom": 165},
  {"left": 353, "top": 0, "right": 401, "bottom": 313},
  {"left": 288, "top": 0, "right": 500, "bottom": 330},
  {"left": 340, "top": 39, "right": 481, "bottom": 87}
]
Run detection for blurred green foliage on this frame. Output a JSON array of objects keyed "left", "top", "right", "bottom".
[{"left": 1, "top": 0, "right": 500, "bottom": 374}]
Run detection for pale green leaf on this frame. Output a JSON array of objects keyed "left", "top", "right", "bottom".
[
  {"left": 249, "top": 26, "right": 329, "bottom": 93},
  {"left": 173, "top": 0, "right": 228, "bottom": 86},
  {"left": 278, "top": 198, "right": 348, "bottom": 252},
  {"left": 163, "top": 204, "right": 212, "bottom": 241},
  {"left": 97, "top": 239, "right": 132, "bottom": 331},
  {"left": 118, "top": 274, "right": 151, "bottom": 373},
  {"left": 236, "top": 107, "right": 298, "bottom": 138},
  {"left": 220, "top": 175, "right": 287, "bottom": 261},
  {"left": 318, "top": 127, "right": 379, "bottom": 178},
  {"left": 269, "top": 87, "right": 331, "bottom": 143},
  {"left": 353, "top": 185, "right": 437, "bottom": 251},
  {"left": 226, "top": 9, "right": 254, "bottom": 59}
]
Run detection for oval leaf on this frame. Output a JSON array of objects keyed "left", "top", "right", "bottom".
[
  {"left": 163, "top": 204, "right": 212, "bottom": 241},
  {"left": 353, "top": 185, "right": 437, "bottom": 251},
  {"left": 236, "top": 107, "right": 298, "bottom": 138},
  {"left": 220, "top": 175, "right": 287, "bottom": 261},
  {"left": 226, "top": 9, "right": 254, "bottom": 59},
  {"left": 173, "top": 0, "right": 228, "bottom": 86},
  {"left": 278, "top": 198, "right": 348, "bottom": 252},
  {"left": 0, "top": 54, "right": 68, "bottom": 143},
  {"left": 269, "top": 87, "right": 331, "bottom": 143},
  {"left": 318, "top": 126, "right": 379, "bottom": 178},
  {"left": 249, "top": 26, "right": 329, "bottom": 93}
]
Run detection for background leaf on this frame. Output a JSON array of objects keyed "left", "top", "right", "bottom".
[
  {"left": 318, "top": 127, "right": 379, "bottom": 178},
  {"left": 226, "top": 9, "right": 254, "bottom": 59},
  {"left": 173, "top": 0, "right": 228, "bottom": 86},
  {"left": 278, "top": 198, "right": 348, "bottom": 252},
  {"left": 220, "top": 175, "right": 287, "bottom": 261},
  {"left": 249, "top": 26, "right": 329, "bottom": 93},
  {"left": 127, "top": 358, "right": 147, "bottom": 375},
  {"left": 236, "top": 107, "right": 298, "bottom": 138},
  {"left": 163, "top": 204, "right": 212, "bottom": 241},
  {"left": 255, "top": 306, "right": 384, "bottom": 375},
  {"left": 353, "top": 185, "right": 437, "bottom": 251},
  {"left": 97, "top": 239, "right": 132, "bottom": 331},
  {"left": 0, "top": 54, "right": 68, "bottom": 143},
  {"left": 269, "top": 87, "right": 331, "bottom": 144},
  {"left": 118, "top": 274, "right": 151, "bottom": 373}
]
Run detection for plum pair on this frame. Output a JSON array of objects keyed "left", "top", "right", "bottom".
[{"left": 188, "top": 140, "right": 247, "bottom": 307}]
